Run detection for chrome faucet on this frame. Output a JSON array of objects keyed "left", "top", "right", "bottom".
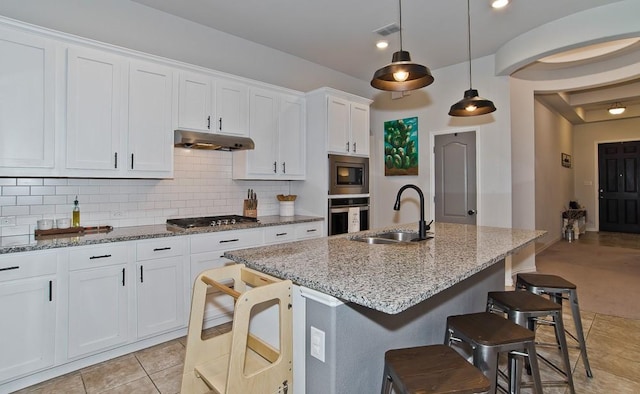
[{"left": 394, "top": 184, "right": 431, "bottom": 240}]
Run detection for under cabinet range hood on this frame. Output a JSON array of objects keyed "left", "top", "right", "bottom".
[{"left": 174, "top": 129, "right": 255, "bottom": 151}]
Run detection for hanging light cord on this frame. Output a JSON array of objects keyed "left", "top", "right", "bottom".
[
  {"left": 466, "top": 0, "right": 472, "bottom": 89},
  {"left": 398, "top": 0, "right": 403, "bottom": 52}
]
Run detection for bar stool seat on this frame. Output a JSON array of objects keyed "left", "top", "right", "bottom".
[
  {"left": 381, "top": 344, "right": 491, "bottom": 394},
  {"left": 516, "top": 273, "right": 593, "bottom": 378},
  {"left": 445, "top": 312, "right": 543, "bottom": 394},
  {"left": 487, "top": 291, "right": 575, "bottom": 394}
]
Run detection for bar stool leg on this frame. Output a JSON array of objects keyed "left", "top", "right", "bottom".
[
  {"left": 569, "top": 289, "right": 593, "bottom": 377},
  {"left": 381, "top": 364, "right": 392, "bottom": 394},
  {"left": 473, "top": 346, "right": 499, "bottom": 394},
  {"left": 524, "top": 342, "right": 544, "bottom": 394},
  {"left": 553, "top": 311, "right": 576, "bottom": 394}
]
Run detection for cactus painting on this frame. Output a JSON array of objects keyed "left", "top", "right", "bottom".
[{"left": 384, "top": 117, "right": 419, "bottom": 176}]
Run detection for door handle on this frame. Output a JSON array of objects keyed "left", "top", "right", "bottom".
[{"left": 468, "top": 209, "right": 477, "bottom": 216}]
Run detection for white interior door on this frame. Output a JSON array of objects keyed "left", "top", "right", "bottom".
[{"left": 434, "top": 131, "right": 477, "bottom": 225}]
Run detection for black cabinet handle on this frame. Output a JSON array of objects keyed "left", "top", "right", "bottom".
[
  {"left": 153, "top": 247, "right": 171, "bottom": 251},
  {"left": 220, "top": 238, "right": 239, "bottom": 243},
  {"left": 346, "top": 142, "right": 349, "bottom": 152},
  {"left": 218, "top": 117, "right": 222, "bottom": 131},
  {"left": 114, "top": 152, "right": 118, "bottom": 169},
  {"left": 273, "top": 161, "right": 277, "bottom": 173},
  {"left": 122, "top": 268, "right": 125, "bottom": 286},
  {"left": 306, "top": 229, "right": 317, "bottom": 233},
  {"left": 49, "top": 280, "right": 53, "bottom": 302},
  {"left": 89, "top": 254, "right": 112, "bottom": 260},
  {"left": 207, "top": 115, "right": 211, "bottom": 129},
  {"left": 140, "top": 266, "right": 144, "bottom": 283},
  {"left": 0, "top": 266, "right": 19, "bottom": 272},
  {"left": 276, "top": 232, "right": 288, "bottom": 237},
  {"left": 131, "top": 153, "right": 134, "bottom": 169},
  {"left": 282, "top": 162, "right": 286, "bottom": 174},
  {"left": 353, "top": 142, "right": 357, "bottom": 152}
]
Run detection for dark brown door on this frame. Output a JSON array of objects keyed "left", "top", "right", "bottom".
[{"left": 598, "top": 141, "right": 640, "bottom": 233}]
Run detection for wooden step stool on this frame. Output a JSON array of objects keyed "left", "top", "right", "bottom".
[{"left": 181, "top": 264, "right": 293, "bottom": 394}]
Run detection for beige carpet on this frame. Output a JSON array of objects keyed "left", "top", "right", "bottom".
[{"left": 535, "top": 240, "right": 640, "bottom": 320}]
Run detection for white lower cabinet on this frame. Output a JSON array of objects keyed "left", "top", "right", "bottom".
[
  {"left": 135, "top": 238, "right": 187, "bottom": 338},
  {"left": 67, "top": 244, "right": 130, "bottom": 359},
  {"left": 0, "top": 251, "right": 57, "bottom": 382}
]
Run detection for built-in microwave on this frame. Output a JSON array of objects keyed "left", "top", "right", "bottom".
[{"left": 328, "top": 154, "right": 369, "bottom": 195}]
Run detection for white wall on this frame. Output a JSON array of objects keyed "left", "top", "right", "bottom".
[
  {"left": 573, "top": 117, "right": 640, "bottom": 231},
  {"left": 0, "top": 149, "right": 290, "bottom": 246},
  {"left": 370, "top": 55, "right": 512, "bottom": 230},
  {"left": 0, "top": 0, "right": 370, "bottom": 97},
  {"left": 534, "top": 99, "right": 574, "bottom": 250}
]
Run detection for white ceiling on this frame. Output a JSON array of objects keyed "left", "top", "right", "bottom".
[{"left": 132, "top": 0, "right": 639, "bottom": 123}]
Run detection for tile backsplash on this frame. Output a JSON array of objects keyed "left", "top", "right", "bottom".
[{"left": 0, "top": 149, "right": 291, "bottom": 244}]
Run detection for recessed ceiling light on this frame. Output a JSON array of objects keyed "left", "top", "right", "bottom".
[
  {"left": 608, "top": 102, "right": 626, "bottom": 115},
  {"left": 376, "top": 41, "right": 389, "bottom": 49},
  {"left": 491, "top": 0, "right": 509, "bottom": 9}
]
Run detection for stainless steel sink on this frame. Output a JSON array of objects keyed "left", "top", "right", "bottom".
[{"left": 350, "top": 231, "right": 431, "bottom": 244}]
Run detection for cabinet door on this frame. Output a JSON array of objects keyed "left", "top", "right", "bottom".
[
  {"left": 0, "top": 277, "right": 56, "bottom": 382},
  {"left": 278, "top": 94, "right": 305, "bottom": 178},
  {"left": 327, "top": 96, "right": 350, "bottom": 154},
  {"left": 215, "top": 79, "right": 248, "bottom": 136},
  {"left": 68, "top": 265, "right": 129, "bottom": 358},
  {"left": 0, "top": 28, "right": 56, "bottom": 170},
  {"left": 350, "top": 103, "right": 370, "bottom": 156},
  {"left": 247, "top": 87, "right": 279, "bottom": 176},
  {"left": 177, "top": 71, "right": 212, "bottom": 131},
  {"left": 136, "top": 257, "right": 185, "bottom": 338},
  {"left": 66, "top": 47, "right": 123, "bottom": 171},
  {"left": 127, "top": 60, "right": 173, "bottom": 174}
]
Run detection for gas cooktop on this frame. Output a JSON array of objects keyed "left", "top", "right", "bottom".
[{"left": 166, "top": 215, "right": 258, "bottom": 229}]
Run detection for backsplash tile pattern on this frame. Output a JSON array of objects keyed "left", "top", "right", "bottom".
[{"left": 0, "top": 149, "right": 291, "bottom": 244}]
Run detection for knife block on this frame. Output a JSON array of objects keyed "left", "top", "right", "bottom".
[{"left": 243, "top": 199, "right": 257, "bottom": 218}]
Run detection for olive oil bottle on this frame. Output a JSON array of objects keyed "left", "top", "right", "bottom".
[{"left": 72, "top": 196, "right": 80, "bottom": 227}]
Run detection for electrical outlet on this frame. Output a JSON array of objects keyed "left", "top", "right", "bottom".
[
  {"left": 0, "top": 217, "right": 16, "bottom": 226},
  {"left": 310, "top": 326, "right": 325, "bottom": 362}
]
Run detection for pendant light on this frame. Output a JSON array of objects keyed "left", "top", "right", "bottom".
[
  {"left": 371, "top": 0, "right": 434, "bottom": 92},
  {"left": 608, "top": 102, "right": 626, "bottom": 115},
  {"left": 449, "top": 0, "right": 497, "bottom": 116}
]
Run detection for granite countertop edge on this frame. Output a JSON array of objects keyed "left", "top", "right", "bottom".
[{"left": 0, "top": 215, "right": 324, "bottom": 254}]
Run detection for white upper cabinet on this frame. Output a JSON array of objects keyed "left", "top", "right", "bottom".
[
  {"left": 66, "top": 47, "right": 173, "bottom": 178},
  {"left": 327, "top": 94, "right": 371, "bottom": 157},
  {"left": 66, "top": 47, "right": 124, "bottom": 172},
  {"left": 0, "top": 27, "right": 57, "bottom": 174},
  {"left": 232, "top": 87, "right": 305, "bottom": 180},
  {"left": 127, "top": 60, "right": 173, "bottom": 174},
  {"left": 177, "top": 71, "right": 248, "bottom": 136}
]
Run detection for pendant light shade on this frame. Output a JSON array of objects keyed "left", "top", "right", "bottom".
[
  {"left": 371, "top": 0, "right": 434, "bottom": 92},
  {"left": 449, "top": 0, "right": 496, "bottom": 117},
  {"left": 608, "top": 102, "right": 626, "bottom": 115}
]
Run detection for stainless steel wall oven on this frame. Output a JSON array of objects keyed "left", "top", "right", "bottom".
[{"left": 328, "top": 197, "right": 369, "bottom": 235}]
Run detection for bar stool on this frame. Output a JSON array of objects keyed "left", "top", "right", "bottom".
[
  {"left": 516, "top": 273, "right": 593, "bottom": 378},
  {"left": 381, "top": 344, "right": 491, "bottom": 394},
  {"left": 445, "top": 312, "right": 543, "bottom": 394},
  {"left": 487, "top": 291, "right": 575, "bottom": 394}
]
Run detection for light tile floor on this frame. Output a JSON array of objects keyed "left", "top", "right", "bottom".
[{"left": 14, "top": 232, "right": 640, "bottom": 393}]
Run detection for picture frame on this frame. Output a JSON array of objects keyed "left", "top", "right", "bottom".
[
  {"left": 561, "top": 153, "right": 572, "bottom": 168},
  {"left": 384, "top": 117, "right": 419, "bottom": 176}
]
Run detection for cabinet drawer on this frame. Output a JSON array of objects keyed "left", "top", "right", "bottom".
[
  {"left": 264, "top": 225, "right": 295, "bottom": 244},
  {"left": 295, "top": 221, "right": 324, "bottom": 239},
  {"left": 0, "top": 251, "right": 57, "bottom": 282},
  {"left": 136, "top": 237, "right": 185, "bottom": 261},
  {"left": 69, "top": 243, "right": 129, "bottom": 270},
  {"left": 190, "top": 229, "right": 263, "bottom": 254}
]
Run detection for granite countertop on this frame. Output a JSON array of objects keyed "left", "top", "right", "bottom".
[
  {"left": 0, "top": 215, "right": 323, "bottom": 254},
  {"left": 224, "top": 222, "right": 545, "bottom": 315}
]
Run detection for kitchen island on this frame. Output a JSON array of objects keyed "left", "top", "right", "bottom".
[{"left": 225, "top": 222, "right": 544, "bottom": 394}]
